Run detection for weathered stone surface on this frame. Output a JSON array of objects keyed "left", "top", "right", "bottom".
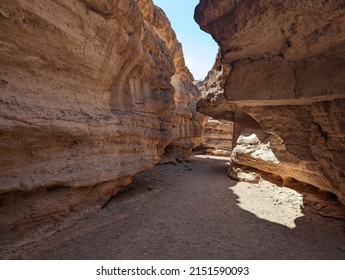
[
  {"left": 194, "top": 75, "right": 233, "bottom": 156},
  {"left": 0, "top": 0, "right": 200, "bottom": 242},
  {"left": 201, "top": 118, "right": 233, "bottom": 156},
  {"left": 137, "top": 0, "right": 202, "bottom": 160},
  {"left": 195, "top": 0, "right": 345, "bottom": 204}
]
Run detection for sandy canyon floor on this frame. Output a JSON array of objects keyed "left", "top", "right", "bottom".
[{"left": 1, "top": 154, "right": 345, "bottom": 259}]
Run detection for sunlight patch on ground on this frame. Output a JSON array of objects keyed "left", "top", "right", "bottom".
[
  {"left": 193, "top": 154, "right": 230, "bottom": 161},
  {"left": 230, "top": 180, "right": 304, "bottom": 229}
]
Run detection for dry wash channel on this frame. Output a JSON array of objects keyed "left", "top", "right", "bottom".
[
  {"left": 1, "top": 0, "right": 345, "bottom": 259},
  {"left": 2, "top": 155, "right": 345, "bottom": 259}
]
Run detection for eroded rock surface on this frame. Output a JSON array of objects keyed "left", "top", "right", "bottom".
[
  {"left": 194, "top": 71, "right": 234, "bottom": 157},
  {"left": 137, "top": 0, "right": 202, "bottom": 160},
  {"left": 0, "top": 0, "right": 200, "bottom": 243},
  {"left": 195, "top": 0, "right": 345, "bottom": 204},
  {"left": 201, "top": 117, "right": 233, "bottom": 156}
]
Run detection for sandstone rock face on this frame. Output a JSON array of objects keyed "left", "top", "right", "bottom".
[
  {"left": 137, "top": 0, "right": 202, "bottom": 160},
  {"left": 194, "top": 76, "right": 233, "bottom": 156},
  {"left": 0, "top": 0, "right": 200, "bottom": 242},
  {"left": 201, "top": 118, "right": 233, "bottom": 156},
  {"left": 195, "top": 0, "right": 345, "bottom": 204}
]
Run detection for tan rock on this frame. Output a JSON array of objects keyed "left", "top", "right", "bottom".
[
  {"left": 195, "top": 0, "right": 345, "bottom": 204},
  {"left": 194, "top": 72, "right": 233, "bottom": 156},
  {"left": 137, "top": 0, "right": 202, "bottom": 161},
  {"left": 0, "top": 0, "right": 201, "bottom": 242},
  {"left": 201, "top": 117, "right": 233, "bottom": 156}
]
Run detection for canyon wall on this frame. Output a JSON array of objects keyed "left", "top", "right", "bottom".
[
  {"left": 195, "top": 76, "right": 233, "bottom": 156},
  {"left": 0, "top": 0, "right": 201, "bottom": 243},
  {"left": 200, "top": 117, "right": 233, "bottom": 156},
  {"left": 137, "top": 0, "right": 202, "bottom": 160},
  {"left": 195, "top": 0, "right": 345, "bottom": 203}
]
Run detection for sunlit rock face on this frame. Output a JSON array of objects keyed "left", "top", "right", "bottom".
[
  {"left": 195, "top": 0, "right": 345, "bottom": 204},
  {"left": 0, "top": 0, "right": 201, "bottom": 241},
  {"left": 195, "top": 76, "right": 233, "bottom": 156},
  {"left": 137, "top": 0, "right": 202, "bottom": 160},
  {"left": 201, "top": 117, "right": 233, "bottom": 156}
]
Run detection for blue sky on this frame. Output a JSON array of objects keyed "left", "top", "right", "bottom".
[{"left": 153, "top": 0, "right": 219, "bottom": 80}]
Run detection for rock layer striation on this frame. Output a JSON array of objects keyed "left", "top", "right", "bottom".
[
  {"left": 0, "top": 0, "right": 201, "bottom": 243},
  {"left": 195, "top": 77, "right": 233, "bottom": 157},
  {"left": 200, "top": 117, "right": 233, "bottom": 156},
  {"left": 195, "top": 0, "right": 345, "bottom": 203}
]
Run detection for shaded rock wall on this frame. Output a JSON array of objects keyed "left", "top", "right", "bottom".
[
  {"left": 195, "top": 0, "right": 345, "bottom": 204},
  {"left": 195, "top": 76, "right": 233, "bottom": 157},
  {"left": 201, "top": 117, "right": 233, "bottom": 156},
  {"left": 0, "top": 0, "right": 201, "bottom": 242},
  {"left": 137, "top": 0, "right": 202, "bottom": 160}
]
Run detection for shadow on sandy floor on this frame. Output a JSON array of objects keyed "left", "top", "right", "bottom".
[{"left": 1, "top": 155, "right": 345, "bottom": 259}]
